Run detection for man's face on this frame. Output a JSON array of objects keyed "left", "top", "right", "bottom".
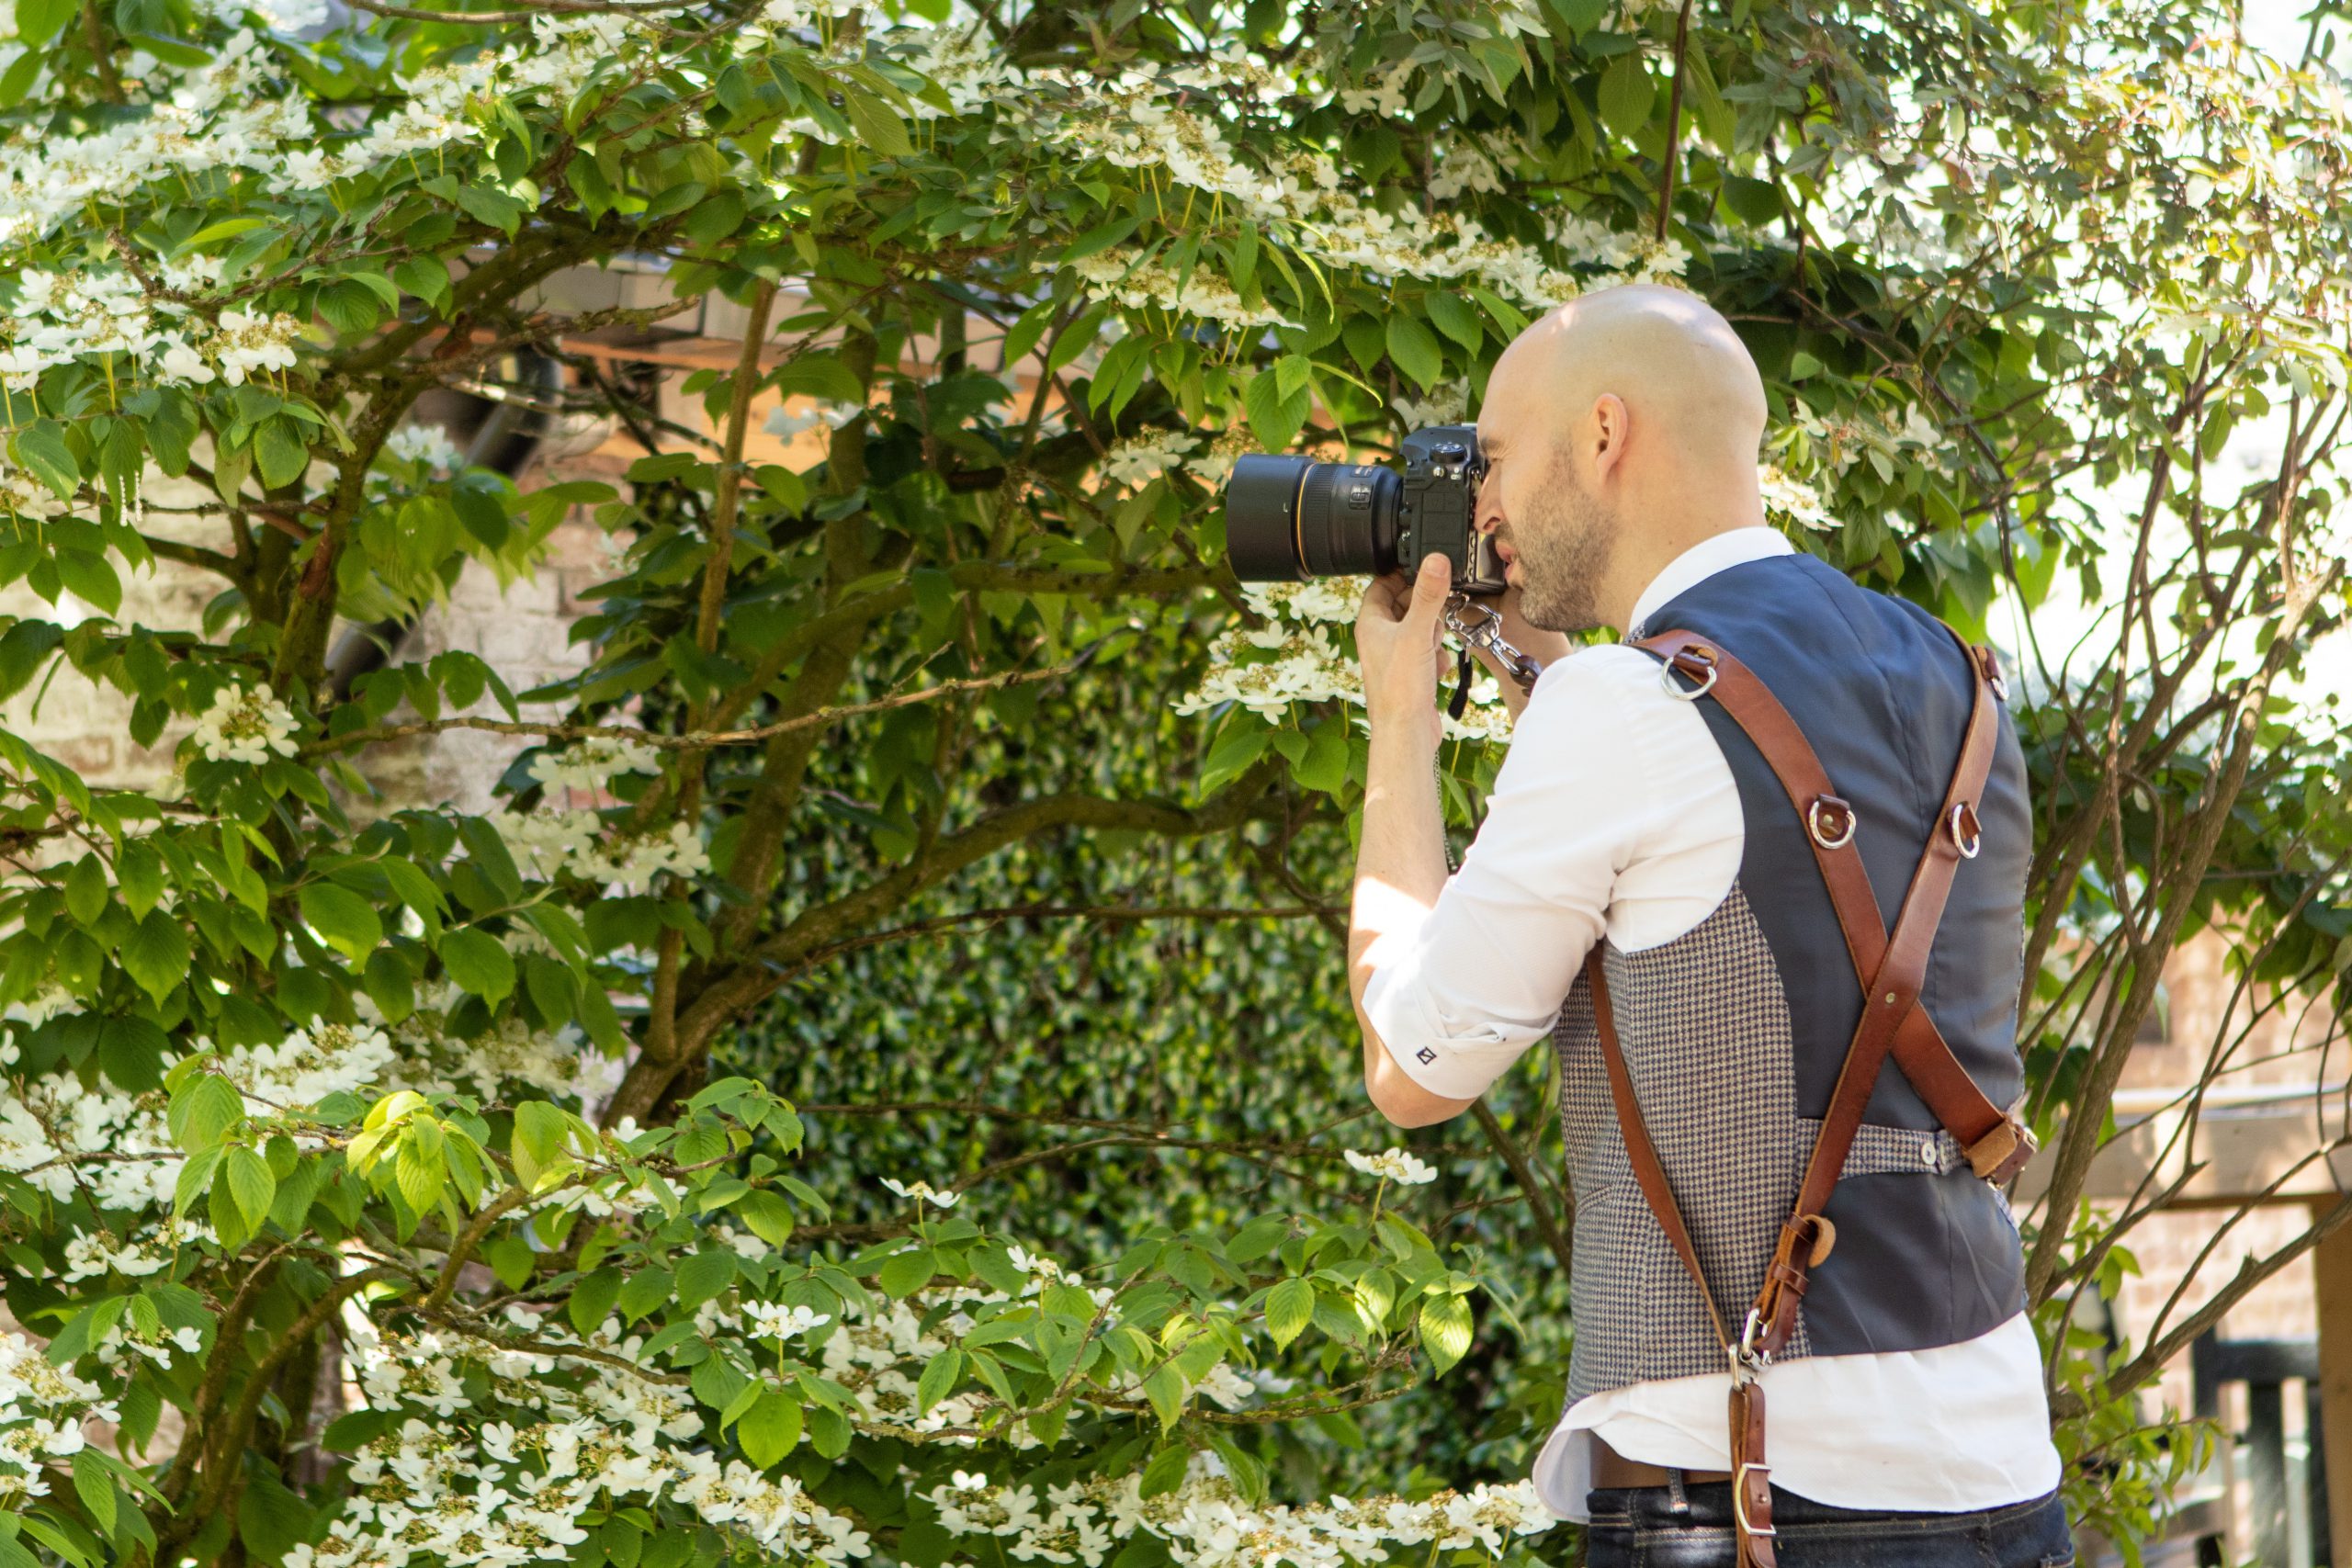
[{"left": 1474, "top": 389, "right": 1617, "bottom": 635}]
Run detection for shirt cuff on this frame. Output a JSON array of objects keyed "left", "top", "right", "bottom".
[{"left": 1362, "top": 943, "right": 1540, "bottom": 1100}]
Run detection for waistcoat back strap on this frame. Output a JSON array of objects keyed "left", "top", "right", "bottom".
[
  {"left": 1639, "top": 622, "right": 2038, "bottom": 1185},
  {"left": 1584, "top": 615, "right": 2013, "bottom": 1566}
]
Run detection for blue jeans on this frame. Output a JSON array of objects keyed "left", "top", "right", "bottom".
[{"left": 1583, "top": 1479, "right": 2075, "bottom": 1568}]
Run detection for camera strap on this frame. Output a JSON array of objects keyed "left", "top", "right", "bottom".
[{"left": 1440, "top": 595, "right": 1544, "bottom": 721}]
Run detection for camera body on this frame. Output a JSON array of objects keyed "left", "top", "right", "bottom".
[
  {"left": 1223, "top": 423, "right": 1507, "bottom": 594},
  {"left": 1396, "top": 425, "right": 1505, "bottom": 595}
]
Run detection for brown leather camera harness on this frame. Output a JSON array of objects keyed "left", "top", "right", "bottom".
[{"left": 1564, "top": 621, "right": 2041, "bottom": 1568}]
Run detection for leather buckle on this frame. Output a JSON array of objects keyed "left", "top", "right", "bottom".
[
  {"left": 1660, "top": 645, "right": 1718, "bottom": 700},
  {"left": 1966, "top": 1115, "right": 2039, "bottom": 1183},
  {"left": 1946, "top": 800, "right": 1982, "bottom": 859},
  {"left": 1733, "top": 1463, "right": 1776, "bottom": 1538},
  {"left": 1807, "top": 795, "right": 1856, "bottom": 851},
  {"left": 1974, "top": 644, "right": 2008, "bottom": 701}
]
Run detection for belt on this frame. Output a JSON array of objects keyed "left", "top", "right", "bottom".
[{"left": 1589, "top": 1436, "right": 1734, "bottom": 1490}]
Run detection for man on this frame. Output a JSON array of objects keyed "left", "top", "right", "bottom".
[{"left": 1346, "top": 284, "right": 2073, "bottom": 1568}]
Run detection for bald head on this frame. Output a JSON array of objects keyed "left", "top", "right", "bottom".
[
  {"left": 1472, "top": 283, "right": 1771, "bottom": 634},
  {"left": 1495, "top": 284, "right": 1769, "bottom": 471}
]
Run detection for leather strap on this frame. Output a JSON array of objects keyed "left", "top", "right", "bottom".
[
  {"left": 1587, "top": 948, "right": 1779, "bottom": 1562},
  {"left": 1589, "top": 1437, "right": 1734, "bottom": 1489},
  {"left": 1583, "top": 617, "right": 2007, "bottom": 1566},
  {"left": 1587, "top": 953, "right": 1736, "bottom": 1352},
  {"left": 1638, "top": 624, "right": 2034, "bottom": 1183}
]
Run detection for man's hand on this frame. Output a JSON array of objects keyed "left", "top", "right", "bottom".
[{"left": 1355, "top": 554, "right": 1455, "bottom": 750}]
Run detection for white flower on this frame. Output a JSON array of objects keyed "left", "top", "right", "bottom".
[
  {"left": 1343, "top": 1146, "right": 1438, "bottom": 1185},
  {"left": 191, "top": 682, "right": 300, "bottom": 764},
  {"left": 763, "top": 400, "right": 865, "bottom": 440},
  {"left": 526, "top": 735, "right": 663, "bottom": 794},
  {"left": 878, "top": 1176, "right": 961, "bottom": 1208},
  {"left": 382, "top": 421, "right": 467, "bottom": 473},
  {"left": 744, "top": 1301, "right": 833, "bottom": 1340},
  {"left": 1099, "top": 430, "right": 1197, "bottom": 487}
]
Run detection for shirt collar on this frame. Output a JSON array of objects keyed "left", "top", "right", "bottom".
[{"left": 1624, "top": 526, "right": 1795, "bottom": 641}]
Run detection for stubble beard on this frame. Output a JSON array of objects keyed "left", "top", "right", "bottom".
[{"left": 1507, "top": 449, "right": 1615, "bottom": 634}]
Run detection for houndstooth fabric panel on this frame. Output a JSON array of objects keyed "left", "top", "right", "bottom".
[
  {"left": 1553, "top": 878, "right": 1817, "bottom": 1400},
  {"left": 1802, "top": 1118, "right": 1966, "bottom": 1179}
]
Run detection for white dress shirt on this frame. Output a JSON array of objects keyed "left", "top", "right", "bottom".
[{"left": 1361, "top": 525, "right": 2063, "bottom": 1521}]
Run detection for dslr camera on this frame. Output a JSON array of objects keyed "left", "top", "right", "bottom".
[{"left": 1223, "top": 425, "right": 1506, "bottom": 594}]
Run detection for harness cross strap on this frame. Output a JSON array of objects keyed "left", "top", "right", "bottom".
[{"left": 1581, "top": 618, "right": 2032, "bottom": 1568}]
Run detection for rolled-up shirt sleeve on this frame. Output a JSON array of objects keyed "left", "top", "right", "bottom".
[{"left": 1361, "top": 647, "right": 1667, "bottom": 1100}]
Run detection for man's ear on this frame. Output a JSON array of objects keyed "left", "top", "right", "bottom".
[{"left": 1589, "top": 391, "right": 1630, "bottom": 482}]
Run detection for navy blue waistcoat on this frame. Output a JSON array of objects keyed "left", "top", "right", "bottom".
[{"left": 1551, "top": 549, "right": 2032, "bottom": 1398}]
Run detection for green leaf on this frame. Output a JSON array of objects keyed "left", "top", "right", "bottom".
[
  {"left": 175, "top": 216, "right": 269, "bottom": 254},
  {"left": 569, "top": 1268, "right": 623, "bottom": 1336},
  {"left": 843, "top": 87, "right": 913, "bottom": 156},
  {"left": 439, "top": 928, "right": 515, "bottom": 1006},
  {"left": 225, "top": 1145, "right": 277, "bottom": 1231},
  {"left": 1062, "top": 213, "right": 1140, "bottom": 265},
  {"left": 123, "top": 909, "right": 191, "bottom": 1002},
  {"left": 1681, "top": 43, "right": 1736, "bottom": 152},
  {"left": 56, "top": 551, "right": 121, "bottom": 616},
  {"left": 1241, "top": 369, "right": 1311, "bottom": 454},
  {"left": 451, "top": 183, "right": 524, "bottom": 236},
  {"left": 1137, "top": 1440, "right": 1190, "bottom": 1500},
  {"left": 1291, "top": 720, "right": 1350, "bottom": 795},
  {"left": 13, "top": 0, "right": 75, "bottom": 46},
  {"left": 1224, "top": 1215, "right": 1289, "bottom": 1263},
  {"left": 915, "top": 1347, "right": 962, "bottom": 1415},
  {"left": 168, "top": 1074, "right": 243, "bottom": 1153},
  {"left": 96, "top": 1015, "right": 170, "bottom": 1094},
  {"left": 1598, "top": 55, "right": 1655, "bottom": 137},
  {"left": 673, "top": 1248, "right": 737, "bottom": 1313},
  {"left": 1416, "top": 1291, "right": 1474, "bottom": 1374},
  {"left": 253, "top": 418, "right": 311, "bottom": 490},
  {"left": 1385, "top": 315, "right": 1444, "bottom": 390},
  {"left": 63, "top": 853, "right": 107, "bottom": 924},
  {"left": 1425, "top": 293, "right": 1485, "bottom": 353},
  {"left": 10, "top": 420, "right": 80, "bottom": 501},
  {"left": 174, "top": 1146, "right": 223, "bottom": 1218},
  {"left": 299, "top": 883, "right": 383, "bottom": 962},
  {"left": 690, "top": 1353, "right": 749, "bottom": 1415},
  {"left": 72, "top": 1445, "right": 118, "bottom": 1535},
  {"left": 1198, "top": 723, "right": 1270, "bottom": 795},
  {"left": 876, "top": 1244, "right": 936, "bottom": 1298},
  {"left": 619, "top": 1264, "right": 674, "bottom": 1323},
  {"left": 0, "top": 621, "right": 60, "bottom": 705},
  {"left": 738, "top": 1391, "right": 803, "bottom": 1468},
  {"left": 117, "top": 840, "right": 164, "bottom": 918},
  {"left": 1265, "top": 1277, "right": 1314, "bottom": 1349}
]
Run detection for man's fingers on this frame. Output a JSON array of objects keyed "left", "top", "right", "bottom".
[
  {"left": 1402, "top": 555, "right": 1452, "bottom": 640},
  {"left": 1359, "top": 570, "right": 1408, "bottom": 622}
]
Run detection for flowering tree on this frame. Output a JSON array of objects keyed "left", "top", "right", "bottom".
[{"left": 0, "top": 0, "right": 2347, "bottom": 1559}]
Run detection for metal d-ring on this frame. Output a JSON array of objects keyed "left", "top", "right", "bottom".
[
  {"left": 1947, "top": 801, "right": 1982, "bottom": 859},
  {"left": 1807, "top": 795, "right": 1856, "bottom": 852},
  {"left": 1659, "top": 646, "right": 1718, "bottom": 701}
]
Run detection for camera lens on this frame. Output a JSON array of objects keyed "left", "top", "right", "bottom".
[{"left": 1224, "top": 455, "right": 1401, "bottom": 581}]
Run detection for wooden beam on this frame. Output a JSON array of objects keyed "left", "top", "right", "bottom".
[
  {"left": 2013, "top": 1089, "right": 2352, "bottom": 1210},
  {"left": 2312, "top": 1199, "right": 2352, "bottom": 1566}
]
